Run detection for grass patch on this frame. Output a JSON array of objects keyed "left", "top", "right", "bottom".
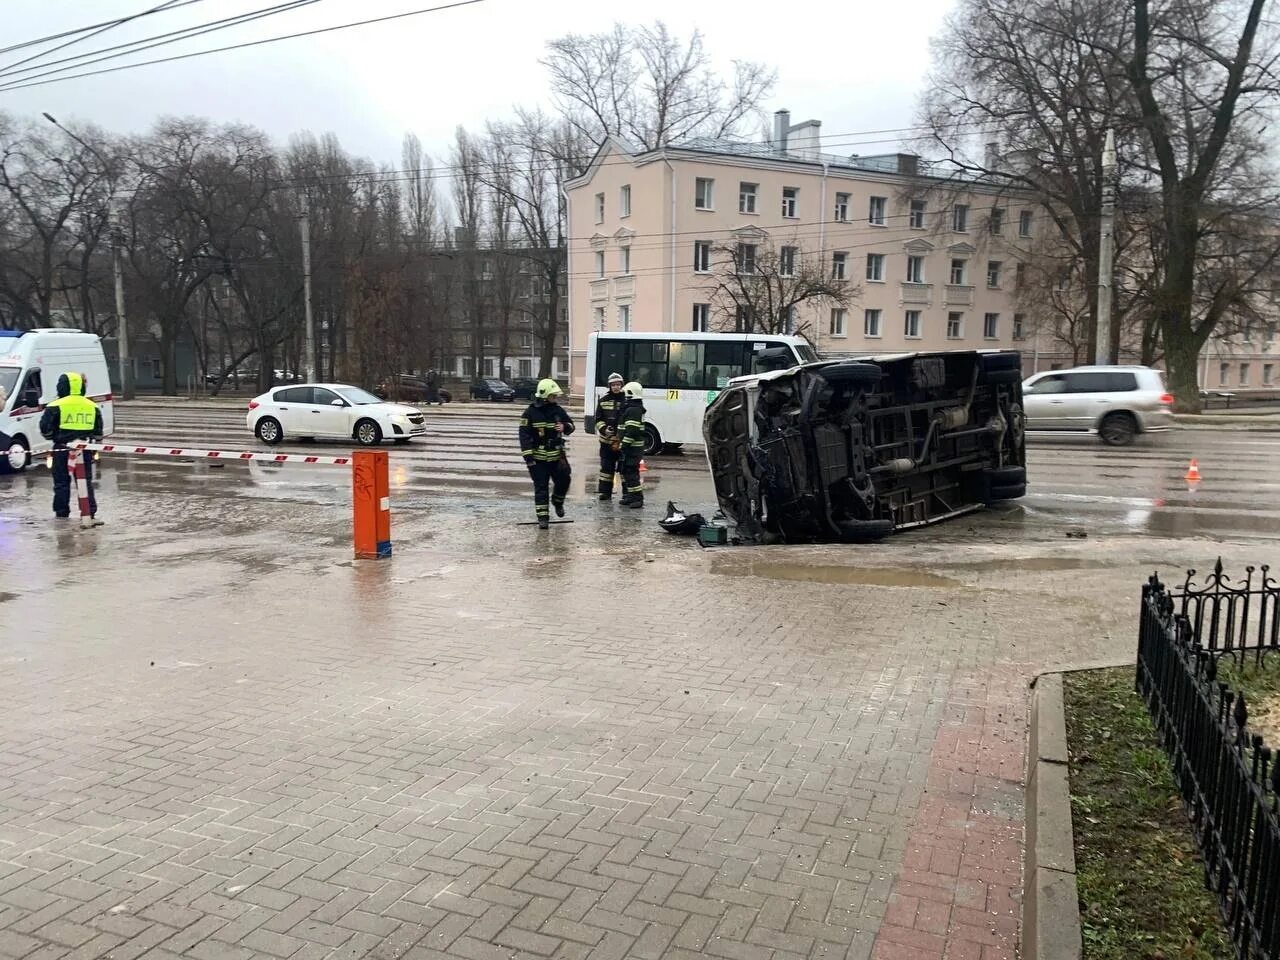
[
  {"left": 1064, "top": 666, "right": 1233, "bottom": 960},
  {"left": 1215, "top": 652, "right": 1280, "bottom": 746}
]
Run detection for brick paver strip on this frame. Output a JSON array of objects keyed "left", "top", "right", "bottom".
[{"left": 0, "top": 488, "right": 1235, "bottom": 959}]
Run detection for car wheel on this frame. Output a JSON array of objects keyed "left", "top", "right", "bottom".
[
  {"left": 354, "top": 419, "right": 383, "bottom": 446},
  {"left": 1, "top": 436, "right": 29, "bottom": 473},
  {"left": 835, "top": 518, "right": 894, "bottom": 542},
  {"left": 256, "top": 417, "right": 283, "bottom": 445},
  {"left": 642, "top": 423, "right": 663, "bottom": 457},
  {"left": 818, "top": 361, "right": 882, "bottom": 388},
  {"left": 1099, "top": 412, "right": 1137, "bottom": 446}
]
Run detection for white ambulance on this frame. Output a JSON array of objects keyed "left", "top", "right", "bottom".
[{"left": 0, "top": 329, "right": 115, "bottom": 471}]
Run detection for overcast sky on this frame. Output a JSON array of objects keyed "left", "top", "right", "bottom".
[{"left": 0, "top": 0, "right": 957, "bottom": 166}]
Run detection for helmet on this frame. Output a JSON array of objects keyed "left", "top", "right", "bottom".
[
  {"left": 623, "top": 381, "right": 643, "bottom": 400},
  {"left": 607, "top": 372, "right": 624, "bottom": 385},
  {"left": 535, "top": 378, "right": 563, "bottom": 400}
]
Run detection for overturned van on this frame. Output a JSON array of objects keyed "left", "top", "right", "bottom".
[{"left": 703, "top": 350, "right": 1026, "bottom": 543}]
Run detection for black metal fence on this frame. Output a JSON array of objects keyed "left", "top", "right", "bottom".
[{"left": 1137, "top": 560, "right": 1280, "bottom": 959}]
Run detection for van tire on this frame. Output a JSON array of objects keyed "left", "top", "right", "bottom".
[
  {"left": 819, "top": 362, "right": 882, "bottom": 389},
  {"left": 983, "top": 368, "right": 1023, "bottom": 385},
  {"left": 0, "top": 436, "right": 29, "bottom": 473},
  {"left": 835, "top": 518, "right": 894, "bottom": 542}
]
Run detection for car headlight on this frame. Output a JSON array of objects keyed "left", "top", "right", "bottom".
[{"left": 392, "top": 414, "right": 410, "bottom": 425}]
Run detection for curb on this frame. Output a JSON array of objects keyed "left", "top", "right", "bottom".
[{"left": 1024, "top": 673, "right": 1082, "bottom": 960}]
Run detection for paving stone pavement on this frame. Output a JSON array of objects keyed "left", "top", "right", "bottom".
[{"left": 0, "top": 480, "right": 1263, "bottom": 960}]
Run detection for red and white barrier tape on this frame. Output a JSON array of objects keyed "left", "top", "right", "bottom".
[{"left": 74, "top": 442, "right": 353, "bottom": 466}]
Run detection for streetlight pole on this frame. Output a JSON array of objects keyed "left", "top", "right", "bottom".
[
  {"left": 299, "top": 192, "right": 316, "bottom": 382},
  {"left": 44, "top": 112, "right": 133, "bottom": 397},
  {"left": 1095, "top": 129, "right": 1117, "bottom": 366}
]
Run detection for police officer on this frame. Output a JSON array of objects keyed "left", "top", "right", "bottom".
[
  {"left": 593, "top": 372, "right": 625, "bottom": 500},
  {"left": 518, "top": 378, "right": 576, "bottom": 529},
  {"left": 39, "top": 371, "right": 103, "bottom": 522},
  {"left": 618, "top": 381, "right": 646, "bottom": 508}
]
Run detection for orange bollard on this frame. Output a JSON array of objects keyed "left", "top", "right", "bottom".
[
  {"left": 352, "top": 449, "right": 391, "bottom": 559},
  {"left": 1185, "top": 458, "right": 1202, "bottom": 483}
]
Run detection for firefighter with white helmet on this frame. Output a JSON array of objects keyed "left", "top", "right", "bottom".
[
  {"left": 592, "top": 371, "right": 626, "bottom": 500},
  {"left": 618, "top": 381, "right": 647, "bottom": 508},
  {"left": 518, "top": 378, "right": 576, "bottom": 528}
]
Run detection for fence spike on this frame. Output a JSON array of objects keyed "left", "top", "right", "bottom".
[{"left": 1234, "top": 692, "right": 1249, "bottom": 736}]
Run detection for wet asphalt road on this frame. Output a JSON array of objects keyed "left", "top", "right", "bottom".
[{"left": 20, "top": 402, "right": 1276, "bottom": 546}]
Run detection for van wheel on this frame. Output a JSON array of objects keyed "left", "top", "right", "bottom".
[
  {"left": 256, "top": 417, "right": 283, "bottom": 445},
  {"left": 835, "top": 518, "right": 894, "bottom": 542},
  {"left": 819, "top": 362, "right": 882, "bottom": 389},
  {"left": 1099, "top": 412, "right": 1137, "bottom": 446},
  {"left": 1, "top": 436, "right": 29, "bottom": 473},
  {"left": 642, "top": 423, "right": 662, "bottom": 457}
]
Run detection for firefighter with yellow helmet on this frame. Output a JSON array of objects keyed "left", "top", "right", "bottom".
[
  {"left": 618, "top": 381, "right": 646, "bottom": 508},
  {"left": 518, "top": 378, "right": 576, "bottom": 528},
  {"left": 593, "top": 371, "right": 625, "bottom": 500}
]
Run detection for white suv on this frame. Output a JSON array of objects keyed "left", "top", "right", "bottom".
[{"left": 1022, "top": 366, "right": 1174, "bottom": 445}]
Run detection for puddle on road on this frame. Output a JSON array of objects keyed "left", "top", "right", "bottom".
[
  {"left": 710, "top": 560, "right": 960, "bottom": 588},
  {"left": 945, "top": 557, "right": 1110, "bottom": 572}
]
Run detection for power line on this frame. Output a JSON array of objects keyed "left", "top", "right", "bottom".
[
  {"left": 0, "top": 0, "right": 488, "bottom": 93},
  {"left": 0, "top": 0, "right": 206, "bottom": 58},
  {"left": 0, "top": 0, "right": 326, "bottom": 85}
]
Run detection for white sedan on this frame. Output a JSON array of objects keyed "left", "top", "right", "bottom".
[{"left": 247, "top": 383, "right": 427, "bottom": 446}]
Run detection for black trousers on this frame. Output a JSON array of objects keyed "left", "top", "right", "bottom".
[
  {"left": 620, "top": 450, "right": 643, "bottom": 502},
  {"left": 529, "top": 459, "right": 571, "bottom": 518},
  {"left": 52, "top": 449, "right": 97, "bottom": 518},
  {"left": 597, "top": 443, "right": 621, "bottom": 496}
]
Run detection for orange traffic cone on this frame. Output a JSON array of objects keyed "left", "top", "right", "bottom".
[
  {"left": 639, "top": 459, "right": 648, "bottom": 473},
  {"left": 1185, "top": 459, "right": 1202, "bottom": 483}
]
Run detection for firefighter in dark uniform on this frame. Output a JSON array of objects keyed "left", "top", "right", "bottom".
[
  {"left": 593, "top": 371, "right": 625, "bottom": 500},
  {"left": 618, "top": 381, "right": 646, "bottom": 508},
  {"left": 39, "top": 371, "right": 104, "bottom": 522},
  {"left": 519, "top": 378, "right": 576, "bottom": 529}
]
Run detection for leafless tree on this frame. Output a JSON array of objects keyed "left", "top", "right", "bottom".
[
  {"left": 701, "top": 232, "right": 853, "bottom": 336},
  {"left": 542, "top": 22, "right": 776, "bottom": 154}
]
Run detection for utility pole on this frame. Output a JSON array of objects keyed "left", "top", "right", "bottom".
[
  {"left": 299, "top": 192, "right": 316, "bottom": 382},
  {"left": 112, "top": 201, "right": 133, "bottom": 399},
  {"left": 1095, "top": 129, "right": 1117, "bottom": 365}
]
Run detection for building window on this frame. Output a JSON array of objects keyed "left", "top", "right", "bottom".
[
  {"left": 1015, "top": 263, "right": 1026, "bottom": 289},
  {"left": 735, "top": 243, "right": 757, "bottom": 275},
  {"left": 594, "top": 192, "right": 604, "bottom": 223},
  {"left": 739, "top": 182, "right": 758, "bottom": 214},
  {"left": 910, "top": 199, "right": 927, "bottom": 229},
  {"left": 835, "top": 192, "right": 850, "bottom": 221},
  {"left": 483, "top": 359, "right": 495, "bottom": 378},
  {"left": 1264, "top": 363, "right": 1274, "bottom": 386},
  {"left": 906, "top": 255, "right": 925, "bottom": 284},
  {"left": 619, "top": 304, "right": 632, "bottom": 332},
  {"left": 947, "top": 312, "right": 964, "bottom": 339},
  {"left": 1019, "top": 210, "right": 1033, "bottom": 237},
  {"left": 1013, "top": 314, "right": 1026, "bottom": 340},
  {"left": 461, "top": 357, "right": 474, "bottom": 377},
  {"left": 734, "top": 305, "right": 752, "bottom": 332},
  {"left": 1219, "top": 362, "right": 1230, "bottom": 385},
  {"left": 869, "top": 196, "right": 887, "bottom": 226},
  {"left": 983, "top": 312, "right": 999, "bottom": 339},
  {"left": 595, "top": 250, "right": 605, "bottom": 278},
  {"left": 693, "top": 241, "right": 711, "bottom": 273},
  {"left": 832, "top": 251, "right": 848, "bottom": 281},
  {"left": 989, "top": 208, "right": 1004, "bottom": 235},
  {"left": 1240, "top": 363, "right": 1251, "bottom": 386},
  {"left": 864, "top": 309, "right": 883, "bottom": 338},
  {"left": 782, "top": 187, "right": 799, "bottom": 218},
  {"left": 904, "top": 310, "right": 922, "bottom": 338},
  {"left": 620, "top": 184, "right": 631, "bottom": 218},
  {"left": 519, "top": 333, "right": 532, "bottom": 348},
  {"left": 779, "top": 245, "right": 797, "bottom": 277},
  {"left": 593, "top": 306, "right": 605, "bottom": 332},
  {"left": 830, "top": 308, "right": 847, "bottom": 338},
  {"left": 620, "top": 246, "right": 632, "bottom": 275},
  {"left": 779, "top": 306, "right": 796, "bottom": 334},
  {"left": 692, "top": 303, "right": 710, "bottom": 332},
  {"left": 953, "top": 204, "right": 969, "bottom": 232},
  {"left": 519, "top": 358, "right": 534, "bottom": 378},
  {"left": 987, "top": 260, "right": 1002, "bottom": 288},
  {"left": 695, "top": 177, "right": 714, "bottom": 210},
  {"left": 866, "top": 253, "right": 885, "bottom": 282},
  {"left": 950, "top": 258, "right": 967, "bottom": 285}
]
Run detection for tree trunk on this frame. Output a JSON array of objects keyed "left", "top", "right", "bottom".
[
  {"left": 161, "top": 322, "right": 178, "bottom": 395},
  {"left": 1161, "top": 310, "right": 1204, "bottom": 414}
]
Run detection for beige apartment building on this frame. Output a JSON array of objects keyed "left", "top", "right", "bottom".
[{"left": 565, "top": 112, "right": 1044, "bottom": 389}]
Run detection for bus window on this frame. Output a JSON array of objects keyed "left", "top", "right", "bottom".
[
  {"left": 597, "top": 340, "right": 628, "bottom": 386},
  {"left": 631, "top": 341, "right": 669, "bottom": 388},
  {"left": 667, "top": 342, "right": 702, "bottom": 390},
  {"left": 703, "top": 342, "right": 746, "bottom": 389}
]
